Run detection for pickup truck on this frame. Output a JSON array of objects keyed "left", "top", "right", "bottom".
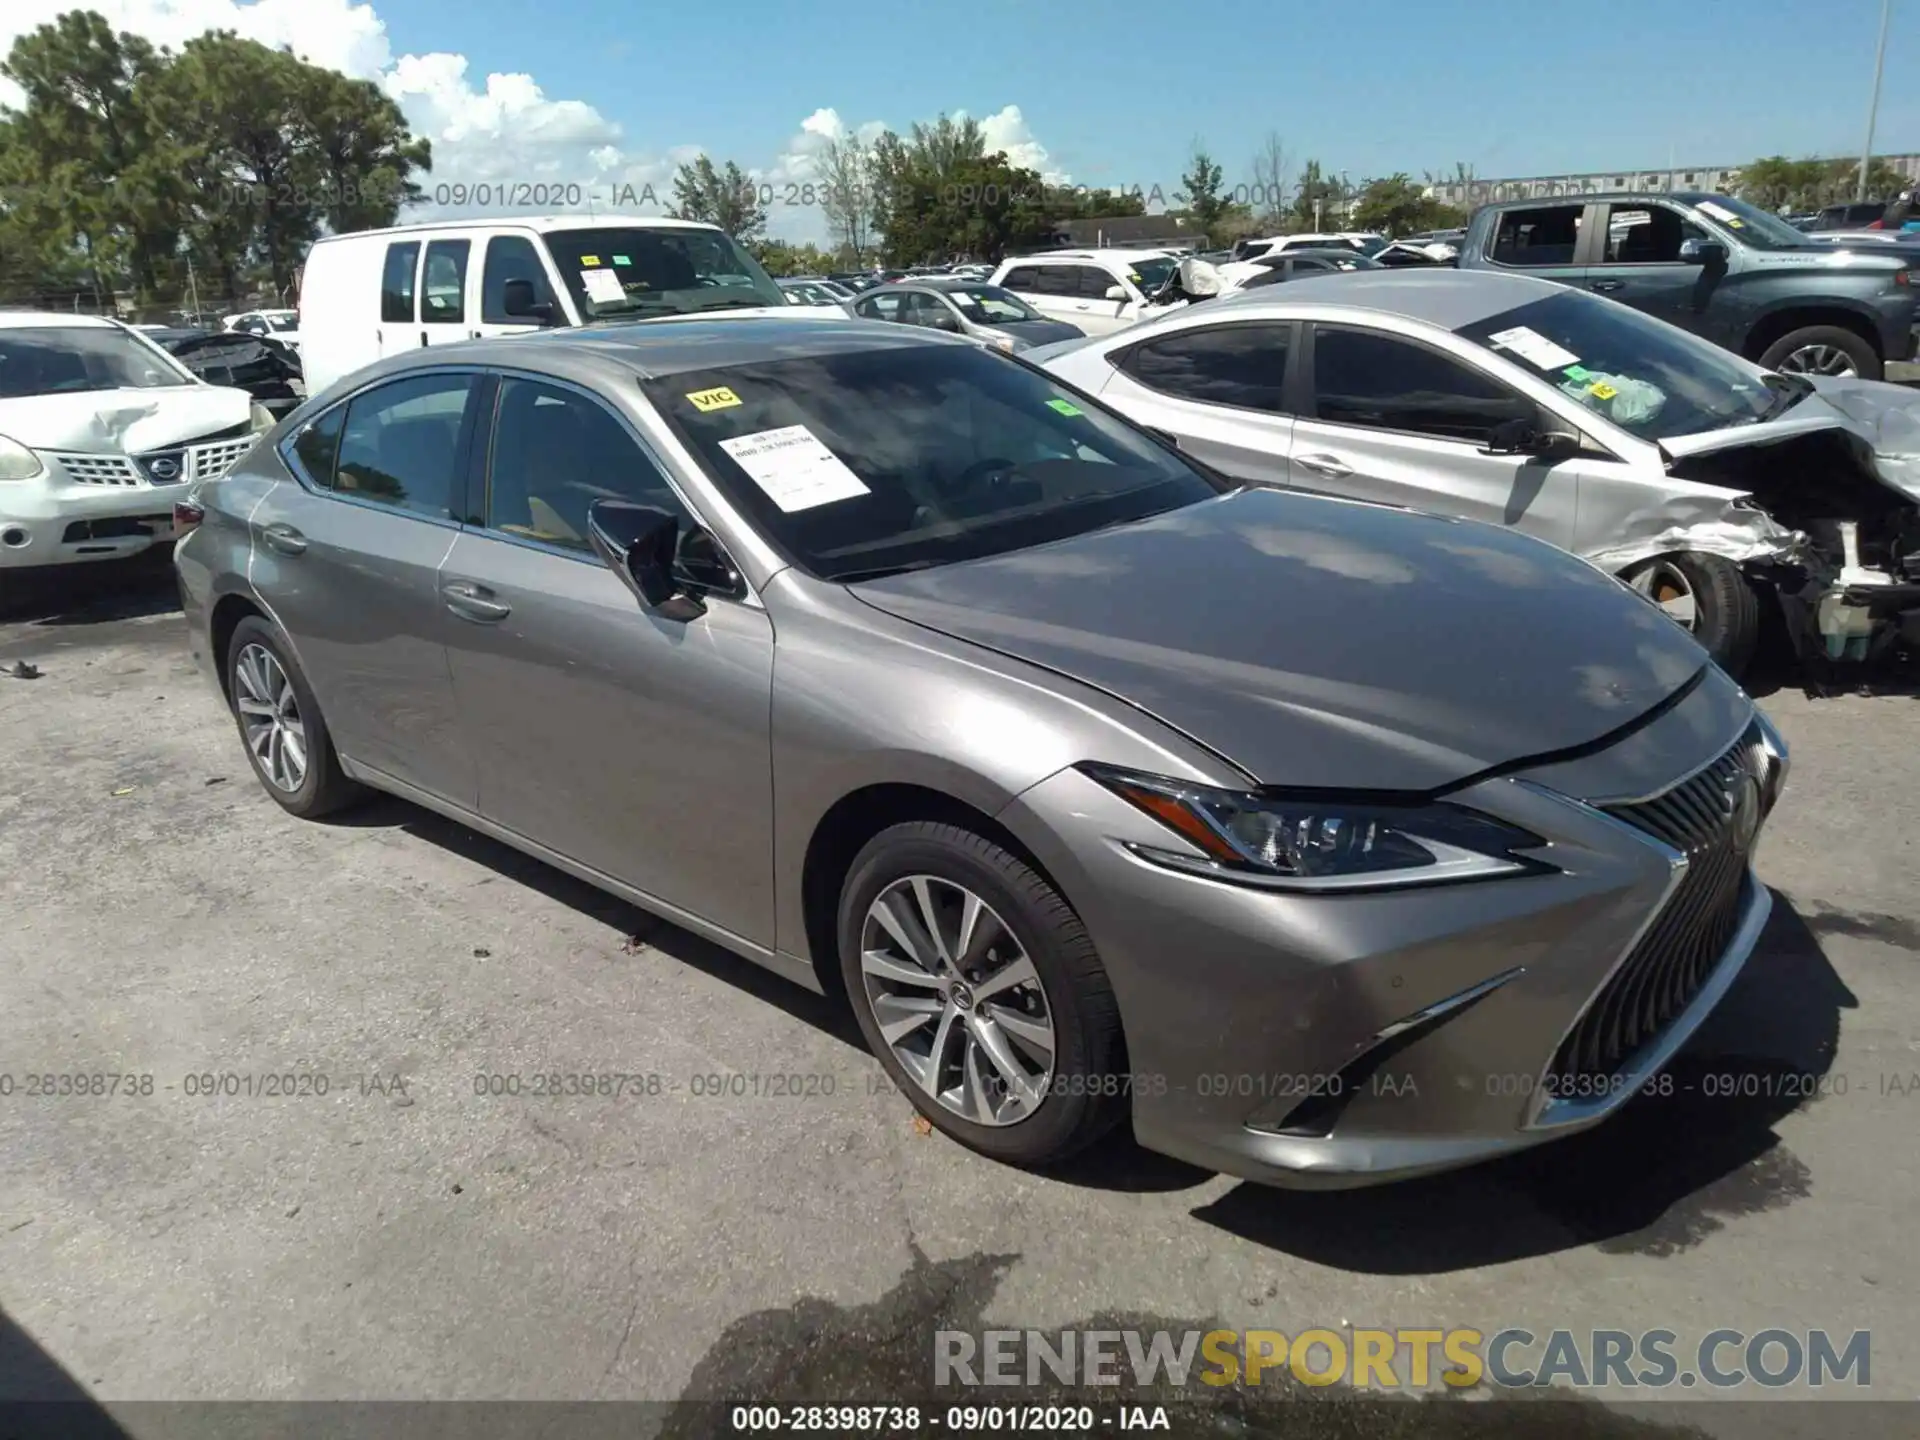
[{"left": 1457, "top": 191, "right": 1917, "bottom": 379}]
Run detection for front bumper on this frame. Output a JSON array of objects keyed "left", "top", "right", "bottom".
[{"left": 999, "top": 669, "right": 1788, "bottom": 1188}]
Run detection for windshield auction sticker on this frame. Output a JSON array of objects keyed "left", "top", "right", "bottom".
[
  {"left": 1488, "top": 325, "right": 1579, "bottom": 371},
  {"left": 685, "top": 386, "right": 742, "bottom": 412},
  {"left": 719, "top": 425, "right": 871, "bottom": 513},
  {"left": 581, "top": 269, "right": 625, "bottom": 303}
]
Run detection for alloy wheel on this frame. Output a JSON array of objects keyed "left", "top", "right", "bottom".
[
  {"left": 859, "top": 875, "right": 1056, "bottom": 1126},
  {"left": 1629, "top": 560, "right": 1699, "bottom": 630},
  {"left": 1776, "top": 343, "right": 1858, "bottom": 378},
  {"left": 234, "top": 642, "right": 308, "bottom": 793}
]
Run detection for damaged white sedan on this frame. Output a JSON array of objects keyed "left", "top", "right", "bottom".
[
  {"left": 1033, "top": 269, "right": 1920, "bottom": 677},
  {"left": 0, "top": 312, "right": 270, "bottom": 570}
]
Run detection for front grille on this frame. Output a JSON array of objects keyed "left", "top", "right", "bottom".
[
  {"left": 1548, "top": 723, "right": 1776, "bottom": 1085},
  {"left": 48, "top": 452, "right": 141, "bottom": 486}
]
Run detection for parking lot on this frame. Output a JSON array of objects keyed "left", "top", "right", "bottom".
[{"left": 1, "top": 559, "right": 1916, "bottom": 1437}]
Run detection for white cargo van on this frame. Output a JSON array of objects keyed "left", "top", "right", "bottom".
[{"left": 298, "top": 216, "right": 800, "bottom": 396}]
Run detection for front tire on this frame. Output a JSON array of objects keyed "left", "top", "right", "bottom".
[
  {"left": 226, "top": 616, "right": 362, "bottom": 818},
  {"left": 1626, "top": 551, "right": 1760, "bottom": 677},
  {"left": 837, "top": 821, "right": 1127, "bottom": 1167},
  {"left": 1758, "top": 324, "right": 1880, "bottom": 380}
]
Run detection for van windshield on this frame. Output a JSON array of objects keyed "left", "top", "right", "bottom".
[{"left": 542, "top": 228, "right": 787, "bottom": 320}]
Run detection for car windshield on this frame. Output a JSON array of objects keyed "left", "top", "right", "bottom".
[
  {"left": 264, "top": 313, "right": 297, "bottom": 330},
  {"left": 0, "top": 326, "right": 193, "bottom": 398},
  {"left": 1455, "top": 289, "right": 1782, "bottom": 440},
  {"left": 542, "top": 227, "right": 787, "bottom": 319},
  {"left": 946, "top": 286, "right": 1041, "bottom": 323},
  {"left": 1125, "top": 257, "right": 1179, "bottom": 293},
  {"left": 1688, "top": 194, "right": 1817, "bottom": 250},
  {"left": 782, "top": 282, "right": 839, "bottom": 305},
  {"left": 1350, "top": 236, "right": 1388, "bottom": 256},
  {"left": 646, "top": 343, "right": 1227, "bottom": 581}
]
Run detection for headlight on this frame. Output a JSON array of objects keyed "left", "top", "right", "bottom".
[
  {"left": 985, "top": 334, "right": 1018, "bottom": 353},
  {"left": 249, "top": 402, "right": 275, "bottom": 434},
  {"left": 1080, "top": 764, "right": 1549, "bottom": 892},
  {"left": 0, "top": 434, "right": 46, "bottom": 484}
]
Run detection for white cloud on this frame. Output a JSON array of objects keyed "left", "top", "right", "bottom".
[{"left": 0, "top": 0, "right": 1067, "bottom": 240}]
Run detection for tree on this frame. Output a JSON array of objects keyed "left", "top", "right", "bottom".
[
  {"left": 1738, "top": 153, "right": 1910, "bottom": 212},
  {"left": 1174, "top": 144, "right": 1232, "bottom": 233},
  {"left": 1249, "top": 132, "right": 1291, "bottom": 225},
  {"left": 814, "top": 131, "right": 873, "bottom": 261},
  {"left": 669, "top": 155, "right": 767, "bottom": 241},
  {"left": 297, "top": 66, "right": 429, "bottom": 234},
  {"left": 750, "top": 239, "right": 832, "bottom": 276},
  {"left": 1290, "top": 158, "right": 1344, "bottom": 230},
  {"left": 1350, "top": 173, "right": 1466, "bottom": 235}
]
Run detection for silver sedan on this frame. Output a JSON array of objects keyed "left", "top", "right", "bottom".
[
  {"left": 1033, "top": 269, "right": 1920, "bottom": 678},
  {"left": 176, "top": 315, "right": 1786, "bottom": 1187}
]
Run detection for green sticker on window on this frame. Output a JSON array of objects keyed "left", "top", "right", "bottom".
[
  {"left": 613, "top": 254, "right": 631, "bottom": 266},
  {"left": 1046, "top": 398, "right": 1084, "bottom": 417},
  {"left": 1564, "top": 364, "right": 1593, "bottom": 382}
]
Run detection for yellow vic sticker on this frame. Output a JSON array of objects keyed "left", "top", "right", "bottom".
[
  {"left": 1589, "top": 381, "right": 1618, "bottom": 401},
  {"left": 686, "top": 386, "right": 743, "bottom": 412},
  {"left": 581, "top": 255, "right": 601, "bottom": 266}
]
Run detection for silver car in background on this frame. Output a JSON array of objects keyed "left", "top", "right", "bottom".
[
  {"left": 176, "top": 315, "right": 1786, "bottom": 1187},
  {"left": 849, "top": 280, "right": 1084, "bottom": 352},
  {"left": 1035, "top": 270, "right": 1920, "bottom": 678}
]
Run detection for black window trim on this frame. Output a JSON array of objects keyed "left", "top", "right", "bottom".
[
  {"left": 380, "top": 240, "right": 421, "bottom": 325},
  {"left": 467, "top": 364, "right": 753, "bottom": 603},
  {"left": 276, "top": 364, "right": 489, "bottom": 532},
  {"left": 1110, "top": 318, "right": 1300, "bottom": 417},
  {"left": 420, "top": 237, "right": 473, "bottom": 327},
  {"left": 1300, "top": 320, "right": 1547, "bottom": 449}
]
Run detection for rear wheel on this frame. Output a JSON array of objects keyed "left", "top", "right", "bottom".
[
  {"left": 226, "top": 616, "right": 362, "bottom": 818},
  {"left": 1626, "top": 551, "right": 1760, "bottom": 677},
  {"left": 1758, "top": 324, "right": 1880, "bottom": 380},
  {"left": 837, "top": 821, "right": 1127, "bottom": 1167}
]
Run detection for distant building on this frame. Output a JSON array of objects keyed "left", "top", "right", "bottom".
[
  {"left": 1426, "top": 154, "right": 1920, "bottom": 208},
  {"left": 1051, "top": 215, "right": 1208, "bottom": 248}
]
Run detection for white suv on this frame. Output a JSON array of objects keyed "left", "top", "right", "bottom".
[
  {"left": 987, "top": 249, "right": 1180, "bottom": 336},
  {"left": 0, "top": 313, "right": 267, "bottom": 569}
]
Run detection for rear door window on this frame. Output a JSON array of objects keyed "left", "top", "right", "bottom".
[
  {"left": 380, "top": 242, "right": 419, "bottom": 323},
  {"left": 1311, "top": 326, "right": 1533, "bottom": 443},
  {"left": 1120, "top": 322, "right": 1292, "bottom": 412},
  {"left": 1489, "top": 205, "right": 1583, "bottom": 266},
  {"left": 332, "top": 372, "right": 478, "bottom": 519}
]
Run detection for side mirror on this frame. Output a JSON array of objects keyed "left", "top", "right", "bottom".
[
  {"left": 1678, "top": 237, "right": 1728, "bottom": 267},
  {"left": 586, "top": 499, "right": 736, "bottom": 620},
  {"left": 928, "top": 310, "right": 962, "bottom": 332},
  {"left": 502, "top": 278, "right": 556, "bottom": 325},
  {"left": 1481, "top": 416, "right": 1581, "bottom": 460},
  {"left": 1103, "top": 284, "right": 1128, "bottom": 302}
]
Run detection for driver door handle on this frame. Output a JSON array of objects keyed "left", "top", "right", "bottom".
[
  {"left": 260, "top": 522, "right": 307, "bottom": 556},
  {"left": 442, "top": 580, "right": 511, "bottom": 623},
  {"left": 1293, "top": 453, "right": 1353, "bottom": 479},
  {"left": 1590, "top": 279, "right": 1626, "bottom": 292}
]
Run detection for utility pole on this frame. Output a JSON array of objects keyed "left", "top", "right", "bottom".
[{"left": 1860, "top": 0, "right": 1893, "bottom": 201}]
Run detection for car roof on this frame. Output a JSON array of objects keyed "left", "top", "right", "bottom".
[
  {"left": 1001, "top": 248, "right": 1170, "bottom": 263},
  {"left": 334, "top": 314, "right": 955, "bottom": 388},
  {"left": 1199, "top": 268, "right": 1560, "bottom": 328},
  {"left": 309, "top": 214, "right": 723, "bottom": 246},
  {"left": 0, "top": 310, "right": 122, "bottom": 330},
  {"left": 865, "top": 278, "right": 994, "bottom": 294}
]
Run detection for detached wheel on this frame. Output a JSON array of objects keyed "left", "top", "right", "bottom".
[
  {"left": 226, "top": 616, "right": 362, "bottom": 818},
  {"left": 838, "top": 821, "right": 1127, "bottom": 1167},
  {"left": 1627, "top": 552, "right": 1760, "bottom": 677},
  {"left": 1759, "top": 325, "right": 1880, "bottom": 380}
]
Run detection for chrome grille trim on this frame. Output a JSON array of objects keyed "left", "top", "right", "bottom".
[
  {"left": 42, "top": 435, "right": 256, "bottom": 489},
  {"left": 1547, "top": 720, "right": 1775, "bottom": 1087},
  {"left": 48, "top": 452, "right": 142, "bottom": 486}
]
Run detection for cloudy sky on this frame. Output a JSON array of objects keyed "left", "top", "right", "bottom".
[{"left": 3, "top": 0, "right": 1914, "bottom": 245}]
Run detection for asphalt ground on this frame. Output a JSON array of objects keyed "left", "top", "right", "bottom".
[{"left": 0, "top": 555, "right": 1915, "bottom": 1440}]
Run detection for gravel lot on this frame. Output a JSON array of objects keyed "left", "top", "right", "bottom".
[{"left": 1, "top": 558, "right": 1916, "bottom": 1438}]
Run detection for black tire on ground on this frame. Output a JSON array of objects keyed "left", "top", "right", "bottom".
[
  {"left": 1630, "top": 551, "right": 1762, "bottom": 678},
  {"left": 837, "top": 821, "right": 1127, "bottom": 1167},
  {"left": 225, "top": 615, "right": 363, "bottom": 819},
  {"left": 1757, "top": 324, "right": 1881, "bottom": 381}
]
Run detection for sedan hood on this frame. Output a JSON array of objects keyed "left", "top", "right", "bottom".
[
  {"left": 0, "top": 385, "right": 252, "bottom": 453},
  {"left": 852, "top": 488, "right": 1707, "bottom": 791},
  {"left": 988, "top": 319, "right": 1086, "bottom": 347},
  {"left": 1657, "top": 380, "right": 1920, "bottom": 504}
]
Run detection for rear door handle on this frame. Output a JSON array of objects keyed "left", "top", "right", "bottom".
[
  {"left": 442, "top": 580, "right": 511, "bottom": 623},
  {"left": 1293, "top": 453, "right": 1353, "bottom": 479},
  {"left": 260, "top": 522, "right": 307, "bottom": 555},
  {"left": 1590, "top": 279, "right": 1626, "bottom": 292}
]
